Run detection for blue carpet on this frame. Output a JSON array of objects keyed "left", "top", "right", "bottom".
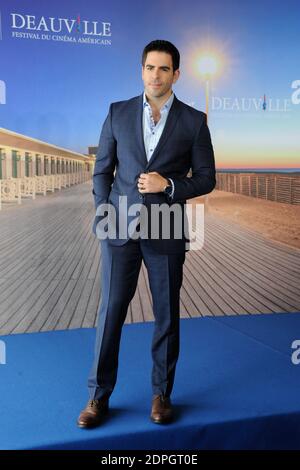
[{"left": 0, "top": 313, "right": 300, "bottom": 450}]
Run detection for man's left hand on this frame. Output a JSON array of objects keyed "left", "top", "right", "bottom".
[{"left": 138, "top": 172, "right": 168, "bottom": 193}]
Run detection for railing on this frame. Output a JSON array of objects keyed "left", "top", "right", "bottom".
[
  {"left": 216, "top": 172, "right": 300, "bottom": 205},
  {"left": 0, "top": 178, "right": 21, "bottom": 207},
  {"left": 0, "top": 172, "right": 91, "bottom": 209},
  {"left": 35, "top": 176, "right": 47, "bottom": 196},
  {"left": 20, "top": 177, "right": 36, "bottom": 200}
]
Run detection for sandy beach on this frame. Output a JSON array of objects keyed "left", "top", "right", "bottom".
[{"left": 197, "top": 190, "right": 300, "bottom": 249}]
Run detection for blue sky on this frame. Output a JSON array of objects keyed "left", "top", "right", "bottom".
[{"left": 0, "top": 0, "right": 299, "bottom": 167}]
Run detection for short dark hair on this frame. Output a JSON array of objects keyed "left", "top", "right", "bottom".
[{"left": 142, "top": 40, "right": 180, "bottom": 72}]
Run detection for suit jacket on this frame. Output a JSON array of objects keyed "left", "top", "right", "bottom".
[{"left": 92, "top": 93, "right": 216, "bottom": 254}]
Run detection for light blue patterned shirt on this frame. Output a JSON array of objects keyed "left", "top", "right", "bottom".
[{"left": 142, "top": 92, "right": 175, "bottom": 198}]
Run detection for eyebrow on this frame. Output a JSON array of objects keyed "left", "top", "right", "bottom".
[{"left": 145, "top": 64, "right": 171, "bottom": 70}]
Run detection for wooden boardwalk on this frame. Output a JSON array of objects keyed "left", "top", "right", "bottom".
[{"left": 0, "top": 182, "right": 299, "bottom": 335}]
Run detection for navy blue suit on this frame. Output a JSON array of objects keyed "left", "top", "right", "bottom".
[{"left": 88, "top": 93, "right": 216, "bottom": 400}]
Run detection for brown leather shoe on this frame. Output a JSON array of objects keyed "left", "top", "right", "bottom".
[
  {"left": 77, "top": 398, "right": 109, "bottom": 428},
  {"left": 150, "top": 394, "right": 173, "bottom": 424}
]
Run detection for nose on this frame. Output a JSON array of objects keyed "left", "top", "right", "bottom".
[{"left": 152, "top": 68, "right": 160, "bottom": 80}]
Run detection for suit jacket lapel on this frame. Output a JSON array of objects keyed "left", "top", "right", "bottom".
[
  {"left": 135, "top": 94, "right": 148, "bottom": 166},
  {"left": 146, "top": 94, "right": 181, "bottom": 169}
]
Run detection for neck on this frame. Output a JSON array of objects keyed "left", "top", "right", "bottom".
[{"left": 145, "top": 89, "right": 173, "bottom": 110}]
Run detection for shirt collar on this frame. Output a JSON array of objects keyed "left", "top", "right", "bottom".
[{"left": 143, "top": 91, "right": 174, "bottom": 110}]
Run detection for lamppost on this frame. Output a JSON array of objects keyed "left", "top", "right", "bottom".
[
  {"left": 196, "top": 55, "right": 218, "bottom": 210},
  {"left": 197, "top": 56, "right": 218, "bottom": 124}
]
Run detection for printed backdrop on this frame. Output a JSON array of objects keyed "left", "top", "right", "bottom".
[
  {"left": 0, "top": 1, "right": 299, "bottom": 341},
  {"left": 0, "top": 0, "right": 299, "bottom": 169}
]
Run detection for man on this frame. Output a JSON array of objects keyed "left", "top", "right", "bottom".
[{"left": 78, "top": 40, "right": 216, "bottom": 428}]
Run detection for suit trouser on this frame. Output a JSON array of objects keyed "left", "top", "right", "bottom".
[{"left": 88, "top": 238, "right": 185, "bottom": 400}]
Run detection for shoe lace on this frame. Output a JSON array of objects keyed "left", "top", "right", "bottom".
[{"left": 89, "top": 399, "right": 98, "bottom": 408}]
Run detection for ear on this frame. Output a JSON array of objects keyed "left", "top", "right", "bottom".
[{"left": 173, "top": 69, "right": 180, "bottom": 84}]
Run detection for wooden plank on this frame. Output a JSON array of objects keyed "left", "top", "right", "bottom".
[
  {"left": 67, "top": 279, "right": 95, "bottom": 329},
  {"left": 0, "top": 181, "right": 299, "bottom": 336},
  {"left": 192, "top": 250, "right": 268, "bottom": 314},
  {"left": 182, "top": 268, "right": 214, "bottom": 316},
  {"left": 11, "top": 279, "right": 61, "bottom": 333},
  {"left": 206, "top": 218, "right": 300, "bottom": 298},
  {"left": 130, "top": 286, "right": 144, "bottom": 323},
  {"left": 186, "top": 253, "right": 249, "bottom": 315},
  {"left": 203, "top": 223, "right": 300, "bottom": 306},
  {"left": 40, "top": 279, "right": 77, "bottom": 331},
  {"left": 202, "top": 237, "right": 296, "bottom": 312},
  {"left": 0, "top": 280, "right": 44, "bottom": 333},
  {"left": 136, "top": 263, "right": 154, "bottom": 322},
  {"left": 207, "top": 214, "right": 300, "bottom": 268},
  {"left": 82, "top": 274, "right": 100, "bottom": 328}
]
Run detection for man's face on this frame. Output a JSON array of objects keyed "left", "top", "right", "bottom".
[{"left": 142, "top": 51, "right": 180, "bottom": 100}]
